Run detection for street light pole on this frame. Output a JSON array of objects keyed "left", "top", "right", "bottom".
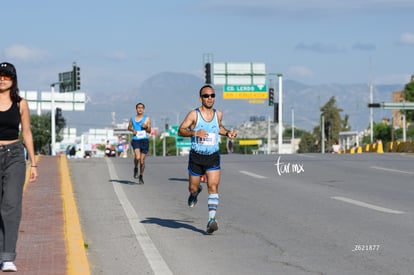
[
  {"left": 403, "top": 111, "right": 406, "bottom": 142},
  {"left": 50, "top": 82, "right": 59, "bottom": 156},
  {"left": 277, "top": 74, "right": 283, "bottom": 154},
  {"left": 321, "top": 114, "right": 325, "bottom": 154},
  {"left": 267, "top": 115, "right": 271, "bottom": 154},
  {"left": 152, "top": 119, "right": 156, "bottom": 156},
  {"left": 291, "top": 107, "right": 295, "bottom": 153},
  {"left": 369, "top": 83, "right": 374, "bottom": 143},
  {"left": 161, "top": 117, "right": 169, "bottom": 157}
]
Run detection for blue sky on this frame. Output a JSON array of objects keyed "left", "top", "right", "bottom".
[{"left": 3, "top": 0, "right": 414, "bottom": 94}]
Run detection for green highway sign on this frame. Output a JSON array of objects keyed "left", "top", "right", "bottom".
[
  {"left": 168, "top": 125, "right": 191, "bottom": 148},
  {"left": 176, "top": 137, "right": 191, "bottom": 148},
  {"left": 223, "top": 84, "right": 266, "bottom": 92},
  {"left": 58, "top": 71, "right": 74, "bottom": 92},
  {"left": 223, "top": 84, "right": 267, "bottom": 99},
  {"left": 168, "top": 125, "right": 179, "bottom": 137}
]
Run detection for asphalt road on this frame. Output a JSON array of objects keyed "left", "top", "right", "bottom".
[{"left": 69, "top": 153, "right": 414, "bottom": 275}]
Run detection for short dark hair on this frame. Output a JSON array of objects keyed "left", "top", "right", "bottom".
[
  {"left": 136, "top": 102, "right": 145, "bottom": 109},
  {"left": 199, "top": 84, "right": 214, "bottom": 96}
]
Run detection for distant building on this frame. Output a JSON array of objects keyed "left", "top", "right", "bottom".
[
  {"left": 392, "top": 91, "right": 404, "bottom": 128},
  {"left": 392, "top": 75, "right": 414, "bottom": 128}
]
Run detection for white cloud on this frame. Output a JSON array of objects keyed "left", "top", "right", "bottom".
[
  {"left": 3, "top": 44, "right": 49, "bottom": 62},
  {"left": 400, "top": 32, "right": 414, "bottom": 45}
]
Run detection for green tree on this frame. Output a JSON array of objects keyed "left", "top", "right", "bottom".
[
  {"left": 150, "top": 136, "right": 177, "bottom": 156},
  {"left": 283, "top": 127, "right": 307, "bottom": 139},
  {"left": 403, "top": 81, "right": 414, "bottom": 121},
  {"left": 373, "top": 122, "right": 392, "bottom": 143},
  {"left": 298, "top": 131, "right": 318, "bottom": 153},
  {"left": 321, "top": 97, "right": 343, "bottom": 144},
  {"left": 394, "top": 125, "right": 414, "bottom": 140},
  {"left": 362, "top": 122, "right": 392, "bottom": 144},
  {"left": 319, "top": 96, "right": 348, "bottom": 151},
  {"left": 342, "top": 114, "right": 350, "bottom": 130},
  {"left": 31, "top": 112, "right": 66, "bottom": 154}
]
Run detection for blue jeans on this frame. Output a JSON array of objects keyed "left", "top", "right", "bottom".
[{"left": 0, "top": 141, "right": 26, "bottom": 261}]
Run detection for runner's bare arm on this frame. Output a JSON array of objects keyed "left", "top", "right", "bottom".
[{"left": 178, "top": 110, "right": 197, "bottom": 137}]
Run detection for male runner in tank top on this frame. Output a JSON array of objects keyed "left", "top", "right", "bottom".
[
  {"left": 178, "top": 85, "right": 237, "bottom": 234},
  {"left": 128, "top": 102, "right": 151, "bottom": 184}
]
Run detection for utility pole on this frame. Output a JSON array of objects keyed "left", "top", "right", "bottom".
[
  {"left": 162, "top": 118, "right": 169, "bottom": 157},
  {"left": 369, "top": 83, "right": 374, "bottom": 143},
  {"left": 277, "top": 74, "right": 283, "bottom": 154},
  {"left": 50, "top": 83, "right": 57, "bottom": 155},
  {"left": 403, "top": 111, "right": 406, "bottom": 141},
  {"left": 369, "top": 57, "right": 374, "bottom": 144},
  {"left": 154, "top": 123, "right": 156, "bottom": 157},
  {"left": 267, "top": 116, "right": 271, "bottom": 154},
  {"left": 321, "top": 114, "right": 325, "bottom": 154},
  {"left": 51, "top": 62, "right": 83, "bottom": 155},
  {"left": 291, "top": 107, "right": 295, "bottom": 153}
]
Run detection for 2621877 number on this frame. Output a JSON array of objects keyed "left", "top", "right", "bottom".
[{"left": 352, "top": 244, "right": 380, "bottom": 252}]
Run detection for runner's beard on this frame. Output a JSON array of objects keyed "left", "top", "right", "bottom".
[{"left": 203, "top": 101, "right": 214, "bottom": 109}]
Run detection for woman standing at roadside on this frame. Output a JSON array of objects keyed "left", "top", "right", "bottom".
[{"left": 0, "top": 62, "right": 37, "bottom": 272}]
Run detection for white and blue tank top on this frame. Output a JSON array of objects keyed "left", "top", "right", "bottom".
[
  {"left": 191, "top": 108, "right": 219, "bottom": 155},
  {"left": 131, "top": 115, "right": 148, "bottom": 140}
]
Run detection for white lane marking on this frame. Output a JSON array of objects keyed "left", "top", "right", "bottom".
[
  {"left": 106, "top": 158, "right": 173, "bottom": 275},
  {"left": 332, "top": 196, "right": 404, "bottom": 214},
  {"left": 371, "top": 166, "right": 414, "bottom": 175},
  {"left": 239, "top": 170, "right": 267, "bottom": 179}
]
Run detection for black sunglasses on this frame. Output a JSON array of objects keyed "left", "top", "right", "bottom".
[{"left": 201, "top": 93, "right": 216, "bottom": 98}]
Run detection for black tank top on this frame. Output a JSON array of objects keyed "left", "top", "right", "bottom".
[{"left": 0, "top": 101, "right": 20, "bottom": 140}]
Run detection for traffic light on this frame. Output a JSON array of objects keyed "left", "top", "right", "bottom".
[
  {"left": 73, "top": 65, "right": 81, "bottom": 91},
  {"left": 204, "top": 63, "right": 212, "bottom": 84},
  {"left": 368, "top": 103, "right": 381, "bottom": 108},
  {"left": 268, "top": 88, "right": 274, "bottom": 106},
  {"left": 55, "top": 108, "right": 65, "bottom": 128}
]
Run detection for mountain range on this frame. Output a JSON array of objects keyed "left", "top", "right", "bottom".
[{"left": 62, "top": 72, "right": 404, "bottom": 135}]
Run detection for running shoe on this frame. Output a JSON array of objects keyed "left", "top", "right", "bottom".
[
  {"left": 133, "top": 167, "right": 138, "bottom": 179},
  {"left": 2, "top": 261, "right": 17, "bottom": 272},
  {"left": 200, "top": 175, "right": 206, "bottom": 183},
  {"left": 206, "top": 218, "right": 218, "bottom": 234},
  {"left": 139, "top": 175, "right": 144, "bottom": 185},
  {"left": 187, "top": 184, "right": 202, "bottom": 207}
]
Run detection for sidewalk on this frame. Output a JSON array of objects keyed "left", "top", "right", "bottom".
[{"left": 14, "top": 155, "right": 89, "bottom": 275}]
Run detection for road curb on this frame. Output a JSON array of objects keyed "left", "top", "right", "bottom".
[{"left": 59, "top": 155, "right": 91, "bottom": 275}]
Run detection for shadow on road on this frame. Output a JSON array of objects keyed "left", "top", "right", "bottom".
[
  {"left": 141, "top": 217, "right": 206, "bottom": 235},
  {"left": 168, "top": 177, "right": 188, "bottom": 182},
  {"left": 110, "top": 179, "right": 137, "bottom": 185}
]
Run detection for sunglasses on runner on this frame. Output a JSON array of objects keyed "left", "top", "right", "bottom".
[
  {"left": 0, "top": 75, "right": 13, "bottom": 81},
  {"left": 201, "top": 93, "right": 216, "bottom": 98}
]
